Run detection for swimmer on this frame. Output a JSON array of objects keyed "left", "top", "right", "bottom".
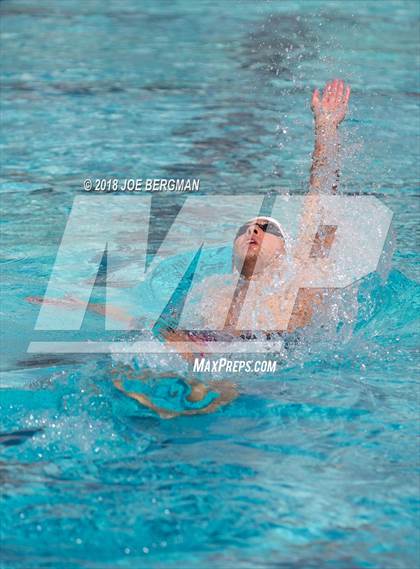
[
  {"left": 27, "top": 79, "right": 350, "bottom": 417},
  {"left": 123, "top": 79, "right": 351, "bottom": 416},
  {"left": 166, "top": 79, "right": 351, "bottom": 349}
]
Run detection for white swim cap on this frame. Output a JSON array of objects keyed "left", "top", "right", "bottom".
[
  {"left": 242, "top": 216, "right": 291, "bottom": 257},
  {"left": 232, "top": 216, "right": 291, "bottom": 275},
  {"left": 245, "top": 216, "right": 285, "bottom": 238}
]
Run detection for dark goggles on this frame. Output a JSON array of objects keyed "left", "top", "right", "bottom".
[{"left": 235, "top": 221, "right": 284, "bottom": 240}]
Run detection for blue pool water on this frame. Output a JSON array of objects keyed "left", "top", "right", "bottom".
[{"left": 1, "top": 1, "right": 419, "bottom": 568}]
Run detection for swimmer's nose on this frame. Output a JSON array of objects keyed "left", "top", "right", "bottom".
[{"left": 246, "top": 224, "right": 259, "bottom": 236}]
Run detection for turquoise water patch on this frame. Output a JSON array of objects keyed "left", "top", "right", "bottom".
[{"left": 1, "top": 1, "right": 419, "bottom": 568}]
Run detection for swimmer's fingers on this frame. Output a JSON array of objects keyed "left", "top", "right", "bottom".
[
  {"left": 324, "top": 80, "right": 336, "bottom": 104},
  {"left": 335, "top": 79, "right": 344, "bottom": 104},
  {"left": 312, "top": 81, "right": 335, "bottom": 114},
  {"left": 336, "top": 81, "right": 350, "bottom": 107},
  {"left": 323, "top": 80, "right": 332, "bottom": 97},
  {"left": 315, "top": 79, "right": 351, "bottom": 124},
  {"left": 344, "top": 85, "right": 351, "bottom": 106},
  {"left": 337, "top": 84, "right": 350, "bottom": 122},
  {"left": 327, "top": 79, "right": 338, "bottom": 106},
  {"left": 311, "top": 88, "right": 320, "bottom": 111},
  {"left": 321, "top": 79, "right": 343, "bottom": 104}
]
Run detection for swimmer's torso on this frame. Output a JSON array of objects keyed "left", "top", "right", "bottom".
[{"left": 181, "top": 271, "right": 327, "bottom": 333}]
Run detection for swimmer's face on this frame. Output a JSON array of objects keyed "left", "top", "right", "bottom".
[{"left": 233, "top": 218, "right": 286, "bottom": 275}]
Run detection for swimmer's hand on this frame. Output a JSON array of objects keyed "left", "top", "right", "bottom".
[
  {"left": 309, "top": 79, "right": 350, "bottom": 194},
  {"left": 311, "top": 79, "right": 350, "bottom": 129}
]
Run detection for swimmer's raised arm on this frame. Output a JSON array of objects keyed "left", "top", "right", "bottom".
[
  {"left": 261, "top": 81, "right": 351, "bottom": 330},
  {"left": 293, "top": 79, "right": 351, "bottom": 261},
  {"left": 310, "top": 79, "right": 350, "bottom": 194}
]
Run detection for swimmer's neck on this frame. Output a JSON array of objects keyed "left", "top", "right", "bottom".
[
  {"left": 238, "top": 256, "right": 285, "bottom": 281},
  {"left": 239, "top": 266, "right": 263, "bottom": 280}
]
